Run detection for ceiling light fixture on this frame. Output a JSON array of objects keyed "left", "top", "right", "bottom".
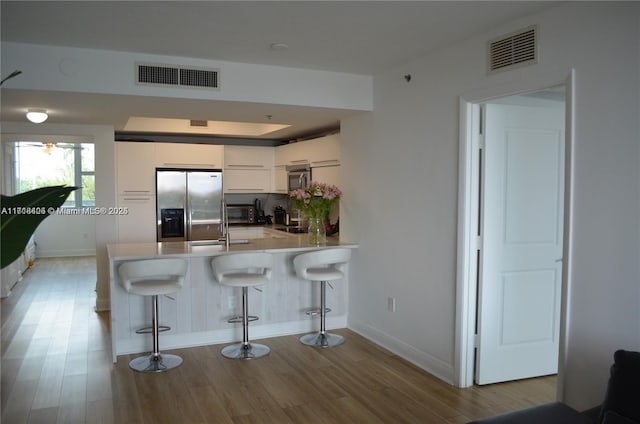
[
  {"left": 26, "top": 109, "right": 48, "bottom": 124},
  {"left": 42, "top": 142, "right": 57, "bottom": 155}
]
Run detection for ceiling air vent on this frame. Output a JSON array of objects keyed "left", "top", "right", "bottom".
[
  {"left": 136, "top": 63, "right": 220, "bottom": 89},
  {"left": 488, "top": 25, "right": 537, "bottom": 74},
  {"left": 190, "top": 120, "right": 208, "bottom": 127}
]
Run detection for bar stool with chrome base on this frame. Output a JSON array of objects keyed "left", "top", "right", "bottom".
[
  {"left": 211, "top": 252, "right": 273, "bottom": 360},
  {"left": 293, "top": 248, "right": 351, "bottom": 348},
  {"left": 118, "top": 258, "right": 187, "bottom": 372}
]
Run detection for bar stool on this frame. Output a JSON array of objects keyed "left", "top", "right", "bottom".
[
  {"left": 118, "top": 258, "right": 187, "bottom": 372},
  {"left": 211, "top": 252, "right": 273, "bottom": 360},
  {"left": 293, "top": 248, "right": 351, "bottom": 348}
]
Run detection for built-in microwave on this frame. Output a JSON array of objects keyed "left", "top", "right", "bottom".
[
  {"left": 287, "top": 164, "right": 311, "bottom": 192},
  {"left": 225, "top": 204, "right": 256, "bottom": 224}
]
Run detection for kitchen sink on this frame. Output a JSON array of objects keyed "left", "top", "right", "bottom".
[{"left": 276, "top": 227, "right": 308, "bottom": 234}]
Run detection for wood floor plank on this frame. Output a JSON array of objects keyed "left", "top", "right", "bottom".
[
  {"left": 56, "top": 401, "right": 86, "bottom": 424},
  {"left": 187, "top": 385, "right": 235, "bottom": 424},
  {"left": 1, "top": 378, "right": 39, "bottom": 424},
  {"left": 31, "top": 352, "right": 66, "bottom": 410},
  {"left": 27, "top": 406, "right": 58, "bottom": 424},
  {"left": 329, "top": 396, "right": 388, "bottom": 424},
  {"left": 86, "top": 398, "right": 115, "bottom": 424},
  {"left": 2, "top": 257, "right": 557, "bottom": 423}
]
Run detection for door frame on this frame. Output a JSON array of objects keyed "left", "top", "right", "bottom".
[{"left": 454, "top": 70, "right": 575, "bottom": 397}]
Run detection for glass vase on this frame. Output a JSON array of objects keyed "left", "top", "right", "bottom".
[{"left": 307, "top": 215, "right": 327, "bottom": 245}]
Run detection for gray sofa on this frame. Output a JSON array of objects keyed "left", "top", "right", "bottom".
[{"left": 469, "top": 350, "right": 640, "bottom": 424}]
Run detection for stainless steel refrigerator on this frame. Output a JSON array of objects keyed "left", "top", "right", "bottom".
[{"left": 156, "top": 168, "right": 223, "bottom": 242}]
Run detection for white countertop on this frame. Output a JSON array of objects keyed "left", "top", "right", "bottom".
[{"left": 107, "top": 232, "right": 357, "bottom": 260}]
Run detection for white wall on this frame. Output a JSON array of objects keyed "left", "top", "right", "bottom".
[
  {"left": 1, "top": 42, "right": 373, "bottom": 112},
  {"left": 33, "top": 214, "right": 96, "bottom": 257},
  {"left": 341, "top": 2, "right": 639, "bottom": 410}
]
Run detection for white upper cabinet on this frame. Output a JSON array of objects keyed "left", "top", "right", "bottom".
[
  {"left": 307, "top": 134, "right": 341, "bottom": 167},
  {"left": 224, "top": 145, "right": 273, "bottom": 168},
  {"left": 116, "top": 136, "right": 338, "bottom": 198},
  {"left": 223, "top": 146, "right": 274, "bottom": 193},
  {"left": 310, "top": 164, "right": 341, "bottom": 188},
  {"left": 274, "top": 141, "right": 308, "bottom": 166},
  {"left": 155, "top": 143, "right": 223, "bottom": 169},
  {"left": 273, "top": 133, "right": 341, "bottom": 192},
  {"left": 275, "top": 133, "right": 340, "bottom": 167},
  {"left": 115, "top": 142, "right": 155, "bottom": 194},
  {"left": 273, "top": 165, "right": 288, "bottom": 194}
]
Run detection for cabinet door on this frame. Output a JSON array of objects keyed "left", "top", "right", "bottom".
[
  {"left": 223, "top": 169, "right": 271, "bottom": 193},
  {"left": 155, "top": 143, "right": 223, "bottom": 168},
  {"left": 308, "top": 134, "right": 341, "bottom": 166},
  {"left": 310, "top": 165, "right": 341, "bottom": 188},
  {"left": 275, "top": 142, "right": 308, "bottom": 166},
  {"left": 116, "top": 142, "right": 155, "bottom": 194},
  {"left": 224, "top": 146, "right": 273, "bottom": 168},
  {"left": 273, "top": 165, "right": 288, "bottom": 193},
  {"left": 275, "top": 134, "right": 340, "bottom": 167},
  {"left": 224, "top": 146, "right": 273, "bottom": 192},
  {"left": 117, "top": 195, "right": 157, "bottom": 242}
]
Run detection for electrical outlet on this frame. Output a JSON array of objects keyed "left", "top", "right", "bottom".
[
  {"left": 228, "top": 295, "right": 236, "bottom": 309},
  {"left": 387, "top": 297, "right": 396, "bottom": 312}
]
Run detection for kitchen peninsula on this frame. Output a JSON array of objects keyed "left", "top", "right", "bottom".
[{"left": 107, "top": 229, "right": 357, "bottom": 362}]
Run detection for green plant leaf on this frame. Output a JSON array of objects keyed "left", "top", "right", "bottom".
[{"left": 1, "top": 185, "right": 78, "bottom": 268}]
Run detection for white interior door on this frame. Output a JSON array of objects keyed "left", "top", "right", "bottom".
[{"left": 475, "top": 101, "right": 565, "bottom": 385}]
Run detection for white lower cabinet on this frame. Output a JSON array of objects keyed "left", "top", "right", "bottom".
[{"left": 117, "top": 195, "right": 157, "bottom": 243}]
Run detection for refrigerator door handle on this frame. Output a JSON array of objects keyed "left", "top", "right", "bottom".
[
  {"left": 185, "top": 195, "right": 191, "bottom": 241},
  {"left": 220, "top": 200, "right": 224, "bottom": 235}
]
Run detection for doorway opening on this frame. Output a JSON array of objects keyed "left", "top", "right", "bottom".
[
  {"left": 1, "top": 134, "right": 97, "bottom": 258},
  {"left": 455, "top": 76, "right": 574, "bottom": 398}
]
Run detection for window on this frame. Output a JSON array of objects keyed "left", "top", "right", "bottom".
[{"left": 13, "top": 141, "right": 95, "bottom": 207}]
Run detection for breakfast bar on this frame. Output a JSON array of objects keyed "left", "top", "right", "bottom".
[{"left": 107, "top": 231, "right": 358, "bottom": 363}]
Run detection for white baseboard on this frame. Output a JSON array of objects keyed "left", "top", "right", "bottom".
[
  {"left": 348, "top": 319, "right": 454, "bottom": 384},
  {"left": 36, "top": 249, "right": 96, "bottom": 258},
  {"left": 94, "top": 297, "right": 110, "bottom": 312}
]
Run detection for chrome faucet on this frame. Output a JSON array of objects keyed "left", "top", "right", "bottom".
[{"left": 298, "top": 171, "right": 307, "bottom": 188}]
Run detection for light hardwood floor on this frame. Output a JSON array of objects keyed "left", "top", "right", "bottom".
[{"left": 1, "top": 257, "right": 556, "bottom": 423}]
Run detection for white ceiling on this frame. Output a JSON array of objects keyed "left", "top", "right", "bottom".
[{"left": 1, "top": 1, "right": 560, "bottom": 141}]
